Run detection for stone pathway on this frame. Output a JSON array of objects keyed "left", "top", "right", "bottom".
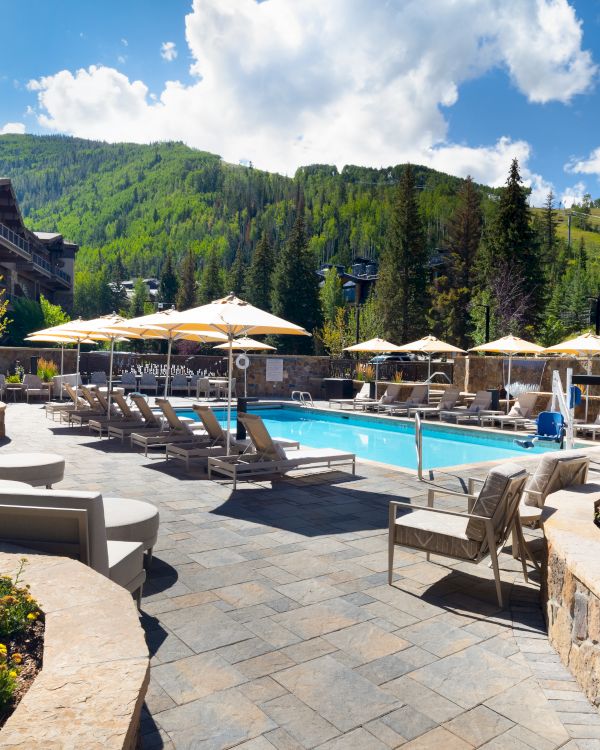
[{"left": 4, "top": 402, "right": 600, "bottom": 750}]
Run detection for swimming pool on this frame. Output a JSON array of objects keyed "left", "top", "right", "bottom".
[{"left": 179, "top": 405, "right": 566, "bottom": 470}]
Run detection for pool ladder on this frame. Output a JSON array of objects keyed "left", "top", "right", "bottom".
[{"left": 291, "top": 390, "right": 314, "bottom": 407}]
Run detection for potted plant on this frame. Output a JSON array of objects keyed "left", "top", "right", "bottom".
[{"left": 36, "top": 358, "right": 58, "bottom": 383}]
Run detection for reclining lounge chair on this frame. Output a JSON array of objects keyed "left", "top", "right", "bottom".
[
  {"left": 328, "top": 382, "right": 377, "bottom": 411},
  {"left": 88, "top": 392, "right": 147, "bottom": 437},
  {"left": 130, "top": 398, "right": 206, "bottom": 456},
  {"left": 107, "top": 393, "right": 162, "bottom": 442},
  {"left": 480, "top": 391, "right": 538, "bottom": 431},
  {"left": 383, "top": 384, "right": 428, "bottom": 416},
  {"left": 440, "top": 390, "right": 495, "bottom": 425},
  {"left": 408, "top": 386, "right": 460, "bottom": 419},
  {"left": 208, "top": 412, "right": 355, "bottom": 489}
]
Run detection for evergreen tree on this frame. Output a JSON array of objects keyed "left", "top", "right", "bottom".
[
  {"left": 227, "top": 245, "right": 245, "bottom": 296},
  {"left": 271, "top": 198, "right": 322, "bottom": 353},
  {"left": 159, "top": 249, "right": 179, "bottom": 307},
  {"left": 176, "top": 247, "right": 197, "bottom": 310},
  {"left": 198, "top": 248, "right": 224, "bottom": 304},
  {"left": 110, "top": 252, "right": 129, "bottom": 313},
  {"left": 131, "top": 278, "right": 149, "bottom": 317},
  {"left": 245, "top": 233, "right": 273, "bottom": 310},
  {"left": 478, "top": 159, "right": 541, "bottom": 334},
  {"left": 428, "top": 176, "right": 482, "bottom": 347},
  {"left": 319, "top": 268, "right": 344, "bottom": 324},
  {"left": 542, "top": 191, "right": 559, "bottom": 282},
  {"left": 376, "top": 164, "right": 428, "bottom": 341}
]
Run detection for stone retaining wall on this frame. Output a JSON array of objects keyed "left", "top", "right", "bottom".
[
  {"left": 542, "top": 485, "right": 600, "bottom": 708},
  {"left": 0, "top": 346, "right": 76, "bottom": 375},
  {"left": 0, "top": 545, "right": 149, "bottom": 749},
  {"left": 244, "top": 355, "right": 331, "bottom": 397}
]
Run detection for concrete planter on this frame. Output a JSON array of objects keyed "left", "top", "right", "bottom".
[{"left": 0, "top": 547, "right": 149, "bottom": 749}]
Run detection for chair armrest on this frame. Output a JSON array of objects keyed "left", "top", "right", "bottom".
[
  {"left": 426, "top": 487, "right": 478, "bottom": 501},
  {"left": 525, "top": 488, "right": 542, "bottom": 499},
  {"left": 388, "top": 498, "right": 490, "bottom": 522},
  {"left": 467, "top": 476, "right": 484, "bottom": 495}
]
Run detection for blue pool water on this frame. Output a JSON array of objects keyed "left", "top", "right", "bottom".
[{"left": 179, "top": 406, "right": 564, "bottom": 470}]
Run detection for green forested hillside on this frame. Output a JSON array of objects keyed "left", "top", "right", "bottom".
[{"left": 0, "top": 134, "right": 492, "bottom": 278}]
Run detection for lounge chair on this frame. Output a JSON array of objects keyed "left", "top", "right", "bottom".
[
  {"left": 23, "top": 374, "right": 47, "bottom": 402},
  {"left": 130, "top": 398, "right": 206, "bottom": 456},
  {"left": 170, "top": 373, "right": 190, "bottom": 397},
  {"left": 63, "top": 386, "right": 106, "bottom": 426},
  {"left": 389, "top": 463, "right": 530, "bottom": 607},
  {"left": 383, "top": 384, "right": 428, "bottom": 416},
  {"left": 167, "top": 404, "right": 299, "bottom": 470},
  {"left": 88, "top": 392, "right": 146, "bottom": 437},
  {"left": 329, "top": 382, "right": 376, "bottom": 410},
  {"left": 440, "top": 389, "right": 495, "bottom": 424},
  {"left": 408, "top": 386, "right": 460, "bottom": 419},
  {"left": 45, "top": 382, "right": 85, "bottom": 421},
  {"left": 575, "top": 413, "right": 600, "bottom": 440},
  {"left": 0, "top": 486, "right": 146, "bottom": 606},
  {"left": 140, "top": 372, "right": 158, "bottom": 395},
  {"left": 208, "top": 412, "right": 356, "bottom": 489},
  {"left": 480, "top": 391, "right": 538, "bottom": 430},
  {"left": 360, "top": 384, "right": 402, "bottom": 412},
  {"left": 107, "top": 393, "right": 162, "bottom": 442}
]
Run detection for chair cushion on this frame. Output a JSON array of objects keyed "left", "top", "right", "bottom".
[
  {"left": 107, "top": 540, "right": 145, "bottom": 592},
  {"left": 0, "top": 453, "right": 65, "bottom": 487},
  {"left": 466, "top": 463, "right": 527, "bottom": 542},
  {"left": 523, "top": 450, "right": 589, "bottom": 508},
  {"left": 394, "top": 510, "right": 480, "bottom": 560},
  {"left": 103, "top": 497, "right": 159, "bottom": 550}
]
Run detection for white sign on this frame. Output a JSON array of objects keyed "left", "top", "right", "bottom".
[{"left": 266, "top": 358, "right": 283, "bottom": 382}]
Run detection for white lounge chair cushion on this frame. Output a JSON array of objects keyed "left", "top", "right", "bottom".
[
  {"left": 107, "top": 540, "right": 145, "bottom": 593},
  {"left": 393, "top": 510, "right": 480, "bottom": 560},
  {"left": 103, "top": 497, "right": 159, "bottom": 550},
  {"left": 0, "top": 453, "right": 65, "bottom": 487}
]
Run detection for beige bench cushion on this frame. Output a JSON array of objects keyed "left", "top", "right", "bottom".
[
  {"left": 393, "top": 510, "right": 480, "bottom": 560},
  {"left": 103, "top": 497, "right": 159, "bottom": 550},
  {"left": 107, "top": 540, "right": 146, "bottom": 593},
  {"left": 0, "top": 453, "right": 65, "bottom": 487}
]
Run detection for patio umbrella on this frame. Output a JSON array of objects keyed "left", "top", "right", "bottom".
[
  {"left": 470, "top": 335, "right": 544, "bottom": 413},
  {"left": 397, "top": 335, "right": 465, "bottom": 382},
  {"left": 213, "top": 337, "right": 276, "bottom": 397},
  {"left": 544, "top": 331, "right": 600, "bottom": 421},
  {"left": 25, "top": 329, "right": 96, "bottom": 395},
  {"left": 343, "top": 338, "right": 403, "bottom": 396},
  {"left": 149, "top": 293, "right": 310, "bottom": 453},
  {"left": 108, "top": 309, "right": 228, "bottom": 397}
]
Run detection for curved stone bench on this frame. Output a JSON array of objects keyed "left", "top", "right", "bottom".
[
  {"left": 542, "top": 483, "right": 600, "bottom": 707},
  {"left": 0, "top": 545, "right": 149, "bottom": 749},
  {"left": 0, "top": 452, "right": 65, "bottom": 488}
]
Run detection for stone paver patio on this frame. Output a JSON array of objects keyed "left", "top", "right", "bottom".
[{"left": 4, "top": 401, "right": 600, "bottom": 750}]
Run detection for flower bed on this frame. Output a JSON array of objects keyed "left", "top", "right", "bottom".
[{"left": 0, "top": 558, "right": 44, "bottom": 727}]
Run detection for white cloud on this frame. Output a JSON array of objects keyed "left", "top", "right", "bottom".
[
  {"left": 160, "top": 41, "right": 177, "bottom": 62},
  {"left": 121, "top": 38, "right": 128, "bottom": 47},
  {"left": 25, "top": 0, "right": 595, "bottom": 191},
  {"left": 566, "top": 147, "right": 600, "bottom": 177},
  {"left": 0, "top": 122, "right": 25, "bottom": 135},
  {"left": 561, "top": 181, "right": 587, "bottom": 208}
]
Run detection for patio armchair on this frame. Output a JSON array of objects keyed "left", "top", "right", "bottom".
[
  {"left": 480, "top": 391, "right": 538, "bottom": 430},
  {"left": 170, "top": 373, "right": 190, "bottom": 397},
  {"left": 383, "top": 384, "right": 428, "bottom": 416},
  {"left": 0, "top": 486, "right": 147, "bottom": 606},
  {"left": 196, "top": 377, "right": 217, "bottom": 399},
  {"left": 388, "top": 463, "right": 530, "bottom": 607},
  {"left": 90, "top": 371, "right": 108, "bottom": 388},
  {"left": 140, "top": 372, "right": 158, "bottom": 395},
  {"left": 120, "top": 372, "right": 137, "bottom": 392},
  {"left": 23, "top": 374, "right": 47, "bottom": 402}
]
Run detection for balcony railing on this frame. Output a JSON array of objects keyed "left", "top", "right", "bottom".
[{"left": 0, "top": 222, "right": 71, "bottom": 285}]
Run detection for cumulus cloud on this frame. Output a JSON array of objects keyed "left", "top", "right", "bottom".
[
  {"left": 561, "top": 181, "right": 587, "bottom": 208},
  {"left": 160, "top": 41, "right": 177, "bottom": 62},
  {"left": 0, "top": 122, "right": 25, "bottom": 135},
  {"left": 25, "top": 0, "right": 595, "bottom": 192},
  {"left": 566, "top": 147, "right": 600, "bottom": 176}
]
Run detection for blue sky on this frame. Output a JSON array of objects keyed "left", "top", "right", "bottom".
[{"left": 2, "top": 0, "right": 600, "bottom": 205}]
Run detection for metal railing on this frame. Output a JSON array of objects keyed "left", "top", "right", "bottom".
[
  {"left": 415, "top": 412, "right": 424, "bottom": 481},
  {"left": 329, "top": 357, "right": 454, "bottom": 384},
  {"left": 0, "top": 223, "right": 71, "bottom": 284}
]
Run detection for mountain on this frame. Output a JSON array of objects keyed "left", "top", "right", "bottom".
[{"left": 0, "top": 134, "right": 496, "bottom": 283}]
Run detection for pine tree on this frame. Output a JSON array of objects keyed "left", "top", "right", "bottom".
[
  {"left": 110, "top": 254, "right": 129, "bottom": 314},
  {"left": 429, "top": 176, "right": 482, "bottom": 347},
  {"left": 542, "top": 191, "right": 559, "bottom": 282},
  {"left": 198, "top": 249, "right": 224, "bottom": 304},
  {"left": 245, "top": 233, "right": 273, "bottom": 310},
  {"left": 376, "top": 164, "right": 428, "bottom": 341},
  {"left": 271, "top": 198, "right": 322, "bottom": 353},
  {"left": 176, "top": 247, "right": 197, "bottom": 310},
  {"left": 131, "top": 278, "right": 149, "bottom": 317},
  {"left": 227, "top": 245, "right": 245, "bottom": 296},
  {"left": 478, "top": 159, "right": 541, "bottom": 334},
  {"left": 159, "top": 249, "right": 179, "bottom": 307}
]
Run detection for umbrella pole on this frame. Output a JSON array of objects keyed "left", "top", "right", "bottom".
[
  {"left": 76, "top": 340, "right": 81, "bottom": 390},
  {"left": 243, "top": 349, "right": 248, "bottom": 398},
  {"left": 586, "top": 357, "right": 591, "bottom": 422},
  {"left": 164, "top": 337, "right": 173, "bottom": 398},
  {"left": 226, "top": 334, "right": 234, "bottom": 456},
  {"left": 427, "top": 353, "right": 432, "bottom": 403},
  {"left": 375, "top": 361, "right": 379, "bottom": 401},
  {"left": 108, "top": 339, "right": 115, "bottom": 412},
  {"left": 60, "top": 344, "right": 64, "bottom": 400},
  {"left": 506, "top": 354, "right": 512, "bottom": 414}
]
